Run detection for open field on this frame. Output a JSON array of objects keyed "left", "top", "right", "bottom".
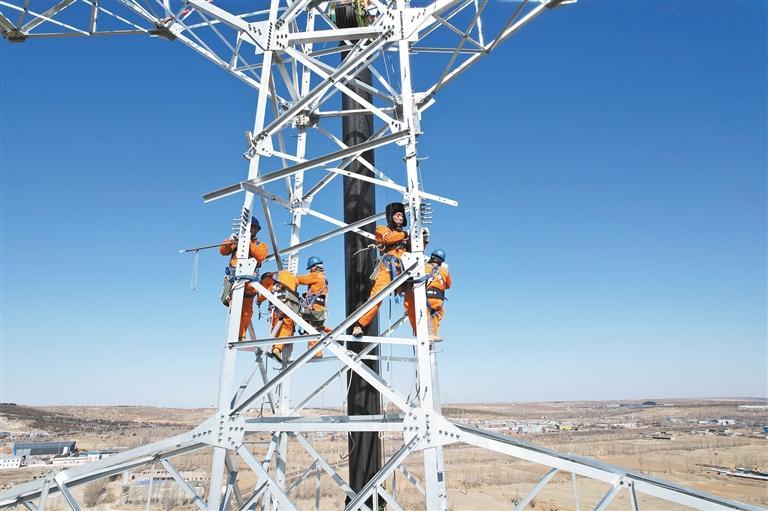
[{"left": 1, "top": 399, "right": 766, "bottom": 510}]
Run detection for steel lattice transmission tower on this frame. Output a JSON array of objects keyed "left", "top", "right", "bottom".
[{"left": 0, "top": 1, "right": 761, "bottom": 510}]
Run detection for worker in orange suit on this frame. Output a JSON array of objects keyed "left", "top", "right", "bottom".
[
  {"left": 297, "top": 256, "right": 330, "bottom": 358},
  {"left": 403, "top": 248, "right": 451, "bottom": 342},
  {"left": 257, "top": 270, "right": 301, "bottom": 362},
  {"left": 219, "top": 217, "right": 268, "bottom": 341},
  {"left": 352, "top": 202, "right": 409, "bottom": 337}
]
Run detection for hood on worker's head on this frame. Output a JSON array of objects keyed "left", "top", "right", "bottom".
[{"left": 385, "top": 202, "right": 407, "bottom": 228}]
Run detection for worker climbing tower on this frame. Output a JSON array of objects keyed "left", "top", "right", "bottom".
[{"left": 0, "top": 1, "right": 761, "bottom": 510}]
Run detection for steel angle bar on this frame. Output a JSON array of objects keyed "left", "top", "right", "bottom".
[
  {"left": 86, "top": 0, "right": 149, "bottom": 33},
  {"left": 184, "top": 7, "right": 274, "bottom": 29},
  {"left": 487, "top": 0, "right": 535, "bottom": 53},
  {"left": 88, "top": 0, "right": 98, "bottom": 33},
  {"left": 224, "top": 454, "right": 245, "bottom": 510},
  {"left": 432, "top": 12, "right": 484, "bottom": 50},
  {"left": 419, "top": 1, "right": 550, "bottom": 104},
  {"left": 257, "top": 32, "right": 390, "bottom": 140},
  {"left": 115, "top": 1, "right": 268, "bottom": 94},
  {"left": 202, "top": 131, "right": 408, "bottom": 203},
  {"left": 232, "top": 334, "right": 319, "bottom": 349},
  {"left": 514, "top": 468, "right": 558, "bottom": 511},
  {"left": 433, "top": 0, "right": 488, "bottom": 89},
  {"left": 0, "top": 1, "right": 88, "bottom": 34},
  {"left": 53, "top": 480, "right": 80, "bottom": 511},
  {"left": 231, "top": 264, "right": 416, "bottom": 416},
  {"left": 324, "top": 166, "right": 458, "bottom": 207},
  {"left": 244, "top": 414, "right": 403, "bottom": 433},
  {"left": 186, "top": 0, "right": 249, "bottom": 35},
  {"left": 259, "top": 196, "right": 283, "bottom": 270},
  {"left": 287, "top": 26, "right": 383, "bottom": 45},
  {"left": 20, "top": 30, "right": 145, "bottom": 38},
  {"left": 454, "top": 424, "right": 761, "bottom": 511},
  {"left": 301, "top": 124, "right": 391, "bottom": 202},
  {"left": 593, "top": 480, "right": 623, "bottom": 511},
  {"left": 1, "top": 432, "right": 204, "bottom": 507},
  {"left": 417, "top": 0, "right": 474, "bottom": 41},
  {"left": 629, "top": 476, "right": 762, "bottom": 511},
  {"left": 344, "top": 437, "right": 420, "bottom": 511},
  {"left": 301, "top": 208, "right": 377, "bottom": 241},
  {"left": 239, "top": 481, "right": 269, "bottom": 511},
  {"left": 295, "top": 314, "right": 407, "bottom": 411},
  {"left": 285, "top": 46, "right": 398, "bottom": 127},
  {"left": 292, "top": 434, "right": 371, "bottom": 510},
  {"left": 20, "top": 501, "right": 36, "bottom": 511},
  {"left": 160, "top": 460, "right": 207, "bottom": 511},
  {"left": 316, "top": 107, "right": 396, "bottom": 118},
  {"left": 411, "top": 47, "right": 483, "bottom": 54},
  {"left": 0, "top": 11, "right": 16, "bottom": 31},
  {"left": 376, "top": 487, "right": 405, "bottom": 511},
  {"left": 572, "top": 472, "right": 581, "bottom": 511},
  {"left": 232, "top": 334, "right": 415, "bottom": 350},
  {"left": 396, "top": 466, "right": 426, "bottom": 496},
  {"left": 277, "top": 0, "right": 311, "bottom": 26},
  {"left": 629, "top": 481, "right": 639, "bottom": 511},
  {"left": 261, "top": 212, "right": 386, "bottom": 261},
  {"left": 236, "top": 446, "right": 297, "bottom": 511},
  {"left": 286, "top": 461, "right": 318, "bottom": 496},
  {"left": 20, "top": 0, "right": 76, "bottom": 32},
  {"left": 315, "top": 125, "right": 398, "bottom": 185}
]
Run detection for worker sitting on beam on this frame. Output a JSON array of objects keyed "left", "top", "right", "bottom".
[
  {"left": 219, "top": 217, "right": 268, "bottom": 341},
  {"left": 298, "top": 256, "right": 330, "bottom": 359}
]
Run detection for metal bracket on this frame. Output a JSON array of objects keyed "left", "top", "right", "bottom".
[
  {"left": 402, "top": 409, "right": 461, "bottom": 450},
  {"left": 193, "top": 414, "right": 246, "bottom": 449}
]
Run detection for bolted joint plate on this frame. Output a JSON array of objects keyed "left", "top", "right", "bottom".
[
  {"left": 238, "top": 20, "right": 281, "bottom": 53},
  {"left": 235, "top": 258, "right": 258, "bottom": 278},
  {"left": 192, "top": 414, "right": 246, "bottom": 450},
  {"left": 402, "top": 408, "right": 462, "bottom": 450},
  {"left": 376, "top": 7, "right": 427, "bottom": 42}
]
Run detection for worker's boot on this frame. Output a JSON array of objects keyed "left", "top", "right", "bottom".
[
  {"left": 352, "top": 324, "right": 364, "bottom": 337},
  {"left": 269, "top": 346, "right": 283, "bottom": 363},
  {"left": 429, "top": 334, "right": 443, "bottom": 342}
]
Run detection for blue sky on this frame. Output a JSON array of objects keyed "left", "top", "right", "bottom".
[{"left": 1, "top": 1, "right": 765, "bottom": 407}]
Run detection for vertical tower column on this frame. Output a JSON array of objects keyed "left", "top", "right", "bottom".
[
  {"left": 395, "top": 12, "right": 448, "bottom": 508},
  {"left": 208, "top": 0, "right": 281, "bottom": 508}
]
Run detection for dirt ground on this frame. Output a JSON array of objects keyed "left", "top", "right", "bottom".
[{"left": 1, "top": 399, "right": 766, "bottom": 510}]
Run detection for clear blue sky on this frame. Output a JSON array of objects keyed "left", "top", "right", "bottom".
[{"left": 1, "top": 1, "right": 765, "bottom": 407}]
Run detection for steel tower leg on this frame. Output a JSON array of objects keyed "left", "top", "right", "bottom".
[
  {"left": 394, "top": 6, "right": 447, "bottom": 506},
  {"left": 207, "top": 0, "right": 281, "bottom": 507}
]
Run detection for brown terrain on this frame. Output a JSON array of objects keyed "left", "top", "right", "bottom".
[{"left": 1, "top": 399, "right": 766, "bottom": 510}]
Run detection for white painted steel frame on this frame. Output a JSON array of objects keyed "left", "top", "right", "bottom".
[{"left": 2, "top": 1, "right": 762, "bottom": 510}]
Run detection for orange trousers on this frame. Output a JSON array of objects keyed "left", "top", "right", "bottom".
[
  {"left": 238, "top": 284, "right": 257, "bottom": 340},
  {"left": 270, "top": 309, "right": 296, "bottom": 351},
  {"left": 358, "top": 264, "right": 394, "bottom": 328},
  {"left": 403, "top": 291, "right": 445, "bottom": 336}
]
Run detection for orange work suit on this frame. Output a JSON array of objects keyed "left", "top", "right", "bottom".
[
  {"left": 297, "top": 270, "right": 330, "bottom": 353},
  {"left": 404, "top": 262, "right": 451, "bottom": 337},
  {"left": 220, "top": 237, "right": 268, "bottom": 340},
  {"left": 258, "top": 271, "right": 300, "bottom": 351},
  {"left": 357, "top": 225, "right": 408, "bottom": 328}
]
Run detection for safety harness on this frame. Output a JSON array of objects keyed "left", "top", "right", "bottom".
[
  {"left": 268, "top": 276, "right": 302, "bottom": 318},
  {"left": 424, "top": 264, "right": 447, "bottom": 316},
  {"left": 301, "top": 278, "right": 328, "bottom": 310}
]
